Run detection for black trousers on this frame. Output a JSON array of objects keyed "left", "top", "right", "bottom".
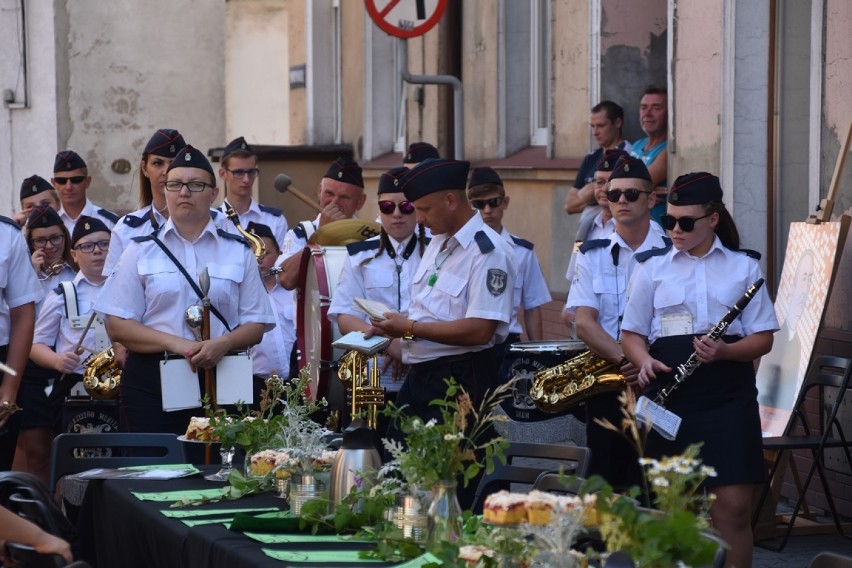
[{"left": 0, "top": 345, "right": 20, "bottom": 470}]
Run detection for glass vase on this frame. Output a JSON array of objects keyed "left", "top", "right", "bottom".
[{"left": 427, "top": 480, "right": 462, "bottom": 551}]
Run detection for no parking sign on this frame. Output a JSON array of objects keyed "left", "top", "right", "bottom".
[{"left": 365, "top": 0, "right": 448, "bottom": 39}]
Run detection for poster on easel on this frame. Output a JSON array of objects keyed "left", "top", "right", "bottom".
[{"left": 756, "top": 217, "right": 851, "bottom": 437}]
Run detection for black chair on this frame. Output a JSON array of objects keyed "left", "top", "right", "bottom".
[
  {"left": 752, "top": 354, "right": 852, "bottom": 550},
  {"left": 48, "top": 432, "right": 187, "bottom": 492},
  {"left": 470, "top": 442, "right": 591, "bottom": 513},
  {"left": 5, "top": 492, "right": 67, "bottom": 568},
  {"left": 532, "top": 470, "right": 582, "bottom": 494}
]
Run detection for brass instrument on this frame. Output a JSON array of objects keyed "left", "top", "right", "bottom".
[
  {"left": 82, "top": 347, "right": 122, "bottom": 399},
  {"left": 41, "top": 260, "right": 65, "bottom": 279},
  {"left": 530, "top": 350, "right": 625, "bottom": 413},
  {"left": 224, "top": 203, "right": 266, "bottom": 262},
  {"left": 337, "top": 350, "right": 384, "bottom": 429}
]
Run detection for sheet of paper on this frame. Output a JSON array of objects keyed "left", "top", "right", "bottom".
[
  {"left": 159, "top": 358, "right": 201, "bottom": 411},
  {"left": 216, "top": 353, "right": 253, "bottom": 405}
]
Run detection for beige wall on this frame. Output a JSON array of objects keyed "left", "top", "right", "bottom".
[
  {"left": 287, "top": 0, "right": 307, "bottom": 145},
  {"left": 552, "top": 1, "right": 591, "bottom": 159},
  {"left": 461, "top": 1, "right": 500, "bottom": 160}
]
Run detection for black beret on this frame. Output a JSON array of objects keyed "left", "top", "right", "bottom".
[
  {"left": 167, "top": 145, "right": 215, "bottom": 180},
  {"left": 20, "top": 175, "right": 53, "bottom": 201},
  {"left": 400, "top": 158, "right": 471, "bottom": 202},
  {"left": 246, "top": 221, "right": 275, "bottom": 243},
  {"left": 668, "top": 172, "right": 723, "bottom": 205},
  {"left": 143, "top": 129, "right": 186, "bottom": 158},
  {"left": 378, "top": 167, "right": 409, "bottom": 195},
  {"left": 596, "top": 149, "right": 631, "bottom": 172},
  {"left": 70, "top": 216, "right": 110, "bottom": 247},
  {"left": 404, "top": 142, "right": 440, "bottom": 164},
  {"left": 27, "top": 204, "right": 62, "bottom": 229},
  {"left": 609, "top": 155, "right": 651, "bottom": 182},
  {"left": 223, "top": 136, "right": 254, "bottom": 159},
  {"left": 54, "top": 150, "right": 86, "bottom": 173},
  {"left": 323, "top": 157, "right": 363, "bottom": 188},
  {"left": 468, "top": 167, "right": 503, "bottom": 189}
]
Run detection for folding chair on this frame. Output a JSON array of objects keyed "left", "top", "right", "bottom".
[
  {"left": 48, "top": 432, "right": 187, "bottom": 492},
  {"left": 752, "top": 354, "right": 852, "bottom": 551},
  {"left": 5, "top": 492, "right": 68, "bottom": 568},
  {"left": 532, "top": 470, "right": 582, "bottom": 494},
  {"left": 470, "top": 442, "right": 591, "bottom": 513}
]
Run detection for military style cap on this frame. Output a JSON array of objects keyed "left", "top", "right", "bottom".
[
  {"left": 468, "top": 167, "right": 503, "bottom": 189},
  {"left": 167, "top": 145, "right": 215, "bottom": 179},
  {"left": 596, "top": 149, "right": 631, "bottom": 172},
  {"left": 378, "top": 167, "right": 409, "bottom": 195},
  {"left": 323, "top": 157, "right": 364, "bottom": 188},
  {"left": 400, "top": 158, "right": 471, "bottom": 202},
  {"left": 608, "top": 155, "right": 651, "bottom": 182},
  {"left": 668, "top": 172, "right": 723, "bottom": 205},
  {"left": 223, "top": 136, "right": 254, "bottom": 159},
  {"left": 143, "top": 129, "right": 186, "bottom": 158},
  {"left": 27, "top": 203, "right": 63, "bottom": 229},
  {"left": 246, "top": 221, "right": 275, "bottom": 242},
  {"left": 404, "top": 142, "right": 440, "bottom": 164},
  {"left": 70, "top": 216, "right": 110, "bottom": 247},
  {"left": 20, "top": 175, "right": 53, "bottom": 201},
  {"left": 54, "top": 150, "right": 86, "bottom": 173}
]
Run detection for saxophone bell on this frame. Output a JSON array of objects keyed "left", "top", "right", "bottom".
[{"left": 225, "top": 205, "right": 267, "bottom": 263}]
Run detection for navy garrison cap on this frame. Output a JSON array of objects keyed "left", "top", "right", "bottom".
[
  {"left": 596, "top": 149, "right": 631, "bottom": 172},
  {"left": 468, "top": 167, "right": 503, "bottom": 189},
  {"left": 167, "top": 145, "right": 215, "bottom": 179},
  {"left": 54, "top": 150, "right": 86, "bottom": 173},
  {"left": 223, "top": 136, "right": 254, "bottom": 159},
  {"left": 143, "top": 129, "right": 186, "bottom": 158},
  {"left": 668, "top": 172, "right": 723, "bottom": 205},
  {"left": 27, "top": 203, "right": 62, "bottom": 229},
  {"left": 400, "top": 158, "right": 471, "bottom": 202},
  {"left": 378, "top": 167, "right": 409, "bottom": 195},
  {"left": 608, "top": 155, "right": 651, "bottom": 182},
  {"left": 323, "top": 157, "right": 364, "bottom": 188},
  {"left": 20, "top": 175, "right": 53, "bottom": 201},
  {"left": 70, "top": 216, "right": 110, "bottom": 247},
  {"left": 246, "top": 221, "right": 275, "bottom": 242},
  {"left": 404, "top": 142, "right": 440, "bottom": 164}
]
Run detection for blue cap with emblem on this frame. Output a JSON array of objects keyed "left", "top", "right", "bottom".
[
  {"left": 323, "top": 157, "right": 363, "bottom": 188},
  {"left": 404, "top": 142, "right": 440, "bottom": 164},
  {"left": 20, "top": 175, "right": 53, "bottom": 201},
  {"left": 27, "top": 203, "right": 62, "bottom": 229},
  {"left": 167, "top": 145, "right": 215, "bottom": 179},
  {"left": 246, "top": 221, "right": 276, "bottom": 243},
  {"left": 400, "top": 158, "right": 471, "bottom": 202},
  {"left": 668, "top": 172, "right": 723, "bottom": 205},
  {"left": 608, "top": 155, "right": 651, "bottom": 182},
  {"left": 596, "top": 149, "right": 631, "bottom": 172},
  {"left": 54, "top": 150, "right": 86, "bottom": 173},
  {"left": 378, "top": 167, "right": 409, "bottom": 195},
  {"left": 223, "top": 136, "right": 254, "bottom": 160},
  {"left": 143, "top": 129, "right": 186, "bottom": 158},
  {"left": 468, "top": 167, "right": 503, "bottom": 189},
  {"left": 70, "top": 216, "right": 110, "bottom": 247}
]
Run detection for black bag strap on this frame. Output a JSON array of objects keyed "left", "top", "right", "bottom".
[{"left": 149, "top": 236, "right": 232, "bottom": 332}]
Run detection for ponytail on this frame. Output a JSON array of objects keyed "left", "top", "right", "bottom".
[{"left": 706, "top": 202, "right": 739, "bottom": 250}]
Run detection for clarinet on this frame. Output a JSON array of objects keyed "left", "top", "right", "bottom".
[{"left": 653, "top": 278, "right": 765, "bottom": 407}]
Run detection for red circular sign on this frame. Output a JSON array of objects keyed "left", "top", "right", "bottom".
[{"left": 365, "top": 0, "right": 448, "bottom": 39}]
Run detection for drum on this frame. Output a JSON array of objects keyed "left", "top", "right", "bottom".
[{"left": 296, "top": 245, "right": 348, "bottom": 401}]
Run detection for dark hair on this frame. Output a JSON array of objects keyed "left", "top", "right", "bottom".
[
  {"left": 138, "top": 155, "right": 154, "bottom": 208},
  {"left": 591, "top": 100, "right": 625, "bottom": 125},
  {"left": 643, "top": 85, "right": 668, "bottom": 97},
  {"left": 702, "top": 201, "right": 739, "bottom": 250},
  {"left": 222, "top": 150, "right": 257, "bottom": 170},
  {"left": 25, "top": 222, "right": 78, "bottom": 271},
  {"left": 360, "top": 225, "right": 428, "bottom": 267}
]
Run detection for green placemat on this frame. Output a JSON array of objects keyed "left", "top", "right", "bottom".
[
  {"left": 244, "top": 532, "right": 359, "bottom": 544},
  {"left": 131, "top": 488, "right": 224, "bottom": 502},
  {"left": 163, "top": 507, "right": 279, "bottom": 519},
  {"left": 183, "top": 517, "right": 234, "bottom": 527},
  {"left": 262, "top": 549, "right": 384, "bottom": 563},
  {"left": 394, "top": 554, "right": 442, "bottom": 567}
]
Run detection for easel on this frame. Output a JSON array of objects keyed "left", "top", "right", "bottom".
[{"left": 754, "top": 120, "right": 852, "bottom": 542}]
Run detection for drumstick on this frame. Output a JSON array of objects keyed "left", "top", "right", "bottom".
[
  {"left": 56, "top": 312, "right": 98, "bottom": 384},
  {"left": 273, "top": 174, "right": 323, "bottom": 213}
]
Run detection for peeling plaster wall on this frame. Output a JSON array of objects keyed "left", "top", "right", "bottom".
[{"left": 823, "top": 0, "right": 852, "bottom": 218}]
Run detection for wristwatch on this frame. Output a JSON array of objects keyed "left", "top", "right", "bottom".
[{"left": 402, "top": 320, "right": 417, "bottom": 341}]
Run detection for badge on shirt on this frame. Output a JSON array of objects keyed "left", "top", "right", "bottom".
[
  {"left": 661, "top": 313, "right": 694, "bottom": 337},
  {"left": 487, "top": 269, "right": 508, "bottom": 297}
]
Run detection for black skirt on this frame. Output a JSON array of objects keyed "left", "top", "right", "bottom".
[{"left": 643, "top": 335, "right": 764, "bottom": 487}]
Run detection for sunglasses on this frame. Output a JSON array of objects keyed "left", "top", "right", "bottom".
[
  {"left": 53, "top": 176, "right": 86, "bottom": 186},
  {"left": 605, "top": 188, "right": 652, "bottom": 203},
  {"left": 471, "top": 197, "right": 504, "bottom": 210},
  {"left": 378, "top": 200, "right": 415, "bottom": 215},
  {"left": 660, "top": 212, "right": 713, "bottom": 232}
]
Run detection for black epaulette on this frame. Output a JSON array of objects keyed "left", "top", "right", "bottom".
[
  {"left": 259, "top": 204, "right": 283, "bottom": 217},
  {"left": 53, "top": 284, "right": 64, "bottom": 296},
  {"left": 635, "top": 243, "right": 672, "bottom": 263},
  {"left": 346, "top": 239, "right": 380, "bottom": 255},
  {"left": 662, "top": 236, "right": 672, "bottom": 247},
  {"left": 735, "top": 248, "right": 761, "bottom": 260},
  {"left": 579, "top": 239, "right": 610, "bottom": 254},
  {"left": 474, "top": 230, "right": 495, "bottom": 253},
  {"left": 0, "top": 215, "right": 21, "bottom": 230},
  {"left": 97, "top": 208, "right": 120, "bottom": 223},
  {"left": 292, "top": 224, "right": 308, "bottom": 240},
  {"left": 510, "top": 235, "right": 533, "bottom": 250},
  {"left": 122, "top": 214, "right": 147, "bottom": 228},
  {"left": 131, "top": 235, "right": 154, "bottom": 244},
  {"left": 210, "top": 209, "right": 221, "bottom": 220},
  {"left": 217, "top": 229, "right": 250, "bottom": 248}
]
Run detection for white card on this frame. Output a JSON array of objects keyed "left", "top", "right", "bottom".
[
  {"left": 159, "top": 358, "right": 202, "bottom": 412},
  {"left": 215, "top": 353, "right": 253, "bottom": 405},
  {"left": 660, "top": 313, "right": 693, "bottom": 337}
]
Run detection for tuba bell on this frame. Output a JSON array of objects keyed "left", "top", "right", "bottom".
[
  {"left": 529, "top": 350, "right": 625, "bottom": 413},
  {"left": 82, "top": 347, "right": 122, "bottom": 400}
]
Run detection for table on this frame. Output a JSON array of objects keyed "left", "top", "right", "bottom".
[{"left": 74, "top": 467, "right": 421, "bottom": 568}]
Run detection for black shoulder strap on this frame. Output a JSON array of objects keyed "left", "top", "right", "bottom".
[
  {"left": 0, "top": 215, "right": 20, "bottom": 230},
  {"left": 149, "top": 235, "right": 232, "bottom": 332},
  {"left": 346, "top": 239, "right": 380, "bottom": 255},
  {"left": 635, "top": 243, "right": 672, "bottom": 263},
  {"left": 735, "top": 248, "right": 761, "bottom": 260},
  {"left": 216, "top": 229, "right": 250, "bottom": 248},
  {"left": 258, "top": 203, "right": 283, "bottom": 216},
  {"left": 474, "top": 230, "right": 495, "bottom": 253},
  {"left": 510, "top": 235, "right": 533, "bottom": 250},
  {"left": 292, "top": 223, "right": 308, "bottom": 240},
  {"left": 97, "top": 208, "right": 120, "bottom": 223},
  {"left": 123, "top": 214, "right": 147, "bottom": 228},
  {"left": 579, "top": 238, "right": 610, "bottom": 254}
]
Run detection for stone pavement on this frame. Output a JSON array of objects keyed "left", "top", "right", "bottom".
[{"left": 753, "top": 533, "right": 852, "bottom": 567}]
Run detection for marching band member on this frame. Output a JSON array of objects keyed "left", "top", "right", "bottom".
[{"left": 51, "top": 150, "right": 118, "bottom": 234}]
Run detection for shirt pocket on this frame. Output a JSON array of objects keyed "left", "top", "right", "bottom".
[
  {"left": 430, "top": 272, "right": 466, "bottom": 316},
  {"left": 653, "top": 283, "right": 687, "bottom": 316},
  {"left": 137, "top": 258, "right": 181, "bottom": 297},
  {"left": 207, "top": 263, "right": 244, "bottom": 307},
  {"left": 364, "top": 266, "right": 393, "bottom": 291}
]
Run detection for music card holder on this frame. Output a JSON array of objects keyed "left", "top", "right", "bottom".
[
  {"left": 332, "top": 331, "right": 391, "bottom": 356},
  {"left": 353, "top": 298, "right": 393, "bottom": 322},
  {"left": 215, "top": 351, "right": 253, "bottom": 405},
  {"left": 635, "top": 395, "right": 682, "bottom": 440},
  {"left": 159, "top": 357, "right": 202, "bottom": 412}
]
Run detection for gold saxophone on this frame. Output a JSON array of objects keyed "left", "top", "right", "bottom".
[
  {"left": 337, "top": 350, "right": 384, "bottom": 429},
  {"left": 529, "top": 350, "right": 625, "bottom": 413},
  {"left": 82, "top": 347, "right": 122, "bottom": 400},
  {"left": 225, "top": 205, "right": 266, "bottom": 262}
]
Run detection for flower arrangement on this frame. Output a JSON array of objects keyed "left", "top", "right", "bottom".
[{"left": 382, "top": 378, "right": 513, "bottom": 490}]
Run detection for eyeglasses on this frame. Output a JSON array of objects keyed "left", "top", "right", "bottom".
[
  {"left": 606, "top": 188, "right": 652, "bottom": 203},
  {"left": 378, "top": 200, "right": 415, "bottom": 215},
  {"left": 471, "top": 197, "right": 504, "bottom": 210},
  {"left": 73, "top": 240, "right": 110, "bottom": 253},
  {"left": 31, "top": 234, "right": 65, "bottom": 248},
  {"left": 53, "top": 176, "right": 86, "bottom": 186},
  {"left": 660, "top": 213, "right": 713, "bottom": 232},
  {"left": 226, "top": 168, "right": 259, "bottom": 179},
  {"left": 164, "top": 180, "right": 214, "bottom": 193}
]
